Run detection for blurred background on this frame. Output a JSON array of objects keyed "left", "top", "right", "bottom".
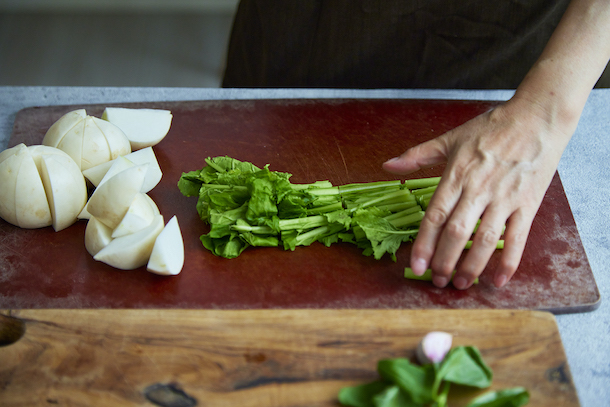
[
  {"left": 0, "top": 0, "right": 608, "bottom": 88},
  {"left": 0, "top": 0, "right": 238, "bottom": 87}
]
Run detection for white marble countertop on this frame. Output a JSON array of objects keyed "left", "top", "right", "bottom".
[{"left": 1, "top": 86, "right": 608, "bottom": 406}]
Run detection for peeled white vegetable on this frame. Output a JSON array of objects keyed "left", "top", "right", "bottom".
[
  {"left": 0, "top": 145, "right": 48, "bottom": 228},
  {"left": 86, "top": 164, "right": 148, "bottom": 229},
  {"left": 416, "top": 331, "right": 453, "bottom": 364},
  {"left": 82, "top": 146, "right": 162, "bottom": 193},
  {"left": 84, "top": 216, "right": 113, "bottom": 256},
  {"left": 94, "top": 214, "right": 164, "bottom": 270},
  {"left": 42, "top": 109, "right": 131, "bottom": 171},
  {"left": 122, "top": 147, "right": 162, "bottom": 192},
  {"left": 39, "top": 154, "right": 88, "bottom": 231},
  {"left": 0, "top": 143, "right": 86, "bottom": 231},
  {"left": 143, "top": 193, "right": 160, "bottom": 216},
  {"left": 81, "top": 160, "right": 113, "bottom": 187},
  {"left": 102, "top": 107, "right": 173, "bottom": 150},
  {"left": 96, "top": 156, "right": 136, "bottom": 188},
  {"left": 147, "top": 216, "right": 184, "bottom": 276},
  {"left": 42, "top": 109, "right": 86, "bottom": 147},
  {"left": 112, "top": 193, "right": 156, "bottom": 238}
]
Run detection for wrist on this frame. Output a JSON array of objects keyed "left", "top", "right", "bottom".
[{"left": 512, "top": 60, "right": 587, "bottom": 135}]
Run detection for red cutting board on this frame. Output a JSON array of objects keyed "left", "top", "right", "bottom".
[{"left": 0, "top": 99, "right": 600, "bottom": 313}]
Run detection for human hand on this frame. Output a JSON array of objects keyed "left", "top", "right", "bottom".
[{"left": 383, "top": 97, "right": 574, "bottom": 289}]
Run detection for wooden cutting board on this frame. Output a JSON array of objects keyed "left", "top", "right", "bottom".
[
  {"left": 0, "top": 309, "right": 579, "bottom": 407},
  {"left": 0, "top": 99, "right": 600, "bottom": 313}
]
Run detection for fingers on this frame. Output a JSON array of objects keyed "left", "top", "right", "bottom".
[
  {"left": 382, "top": 137, "right": 448, "bottom": 175},
  {"left": 415, "top": 201, "right": 534, "bottom": 290},
  {"left": 429, "top": 195, "right": 489, "bottom": 289},
  {"left": 407, "top": 171, "right": 463, "bottom": 277},
  {"left": 492, "top": 208, "right": 532, "bottom": 288},
  {"left": 449, "top": 206, "right": 507, "bottom": 289}
]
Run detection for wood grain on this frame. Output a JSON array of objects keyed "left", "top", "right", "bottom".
[{"left": 0, "top": 309, "right": 579, "bottom": 406}]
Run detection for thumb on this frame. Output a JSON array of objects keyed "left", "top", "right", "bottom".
[{"left": 382, "top": 137, "right": 449, "bottom": 175}]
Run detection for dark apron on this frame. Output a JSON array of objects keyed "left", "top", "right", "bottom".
[{"left": 222, "top": 0, "right": 570, "bottom": 89}]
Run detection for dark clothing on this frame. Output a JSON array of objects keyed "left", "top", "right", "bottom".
[{"left": 222, "top": 0, "right": 571, "bottom": 89}]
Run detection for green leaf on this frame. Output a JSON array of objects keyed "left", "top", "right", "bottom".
[
  {"left": 245, "top": 176, "right": 278, "bottom": 224},
  {"left": 277, "top": 190, "right": 316, "bottom": 218},
  {"left": 177, "top": 170, "right": 203, "bottom": 197},
  {"left": 464, "top": 387, "right": 530, "bottom": 407},
  {"left": 324, "top": 209, "right": 353, "bottom": 229},
  {"left": 377, "top": 358, "right": 436, "bottom": 404},
  {"left": 208, "top": 204, "right": 248, "bottom": 226},
  {"left": 436, "top": 346, "right": 493, "bottom": 390},
  {"left": 281, "top": 230, "right": 298, "bottom": 251},
  {"left": 338, "top": 380, "right": 389, "bottom": 407},
  {"left": 372, "top": 385, "right": 417, "bottom": 407},
  {"left": 353, "top": 211, "right": 415, "bottom": 261},
  {"left": 200, "top": 232, "right": 249, "bottom": 259},
  {"left": 239, "top": 232, "right": 279, "bottom": 247}
]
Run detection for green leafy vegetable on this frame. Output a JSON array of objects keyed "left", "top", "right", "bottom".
[
  {"left": 178, "top": 156, "right": 504, "bottom": 265},
  {"left": 338, "top": 345, "right": 529, "bottom": 407},
  {"left": 465, "top": 387, "right": 530, "bottom": 407}
]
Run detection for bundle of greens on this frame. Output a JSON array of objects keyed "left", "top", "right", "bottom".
[
  {"left": 178, "top": 156, "right": 442, "bottom": 261},
  {"left": 338, "top": 345, "right": 529, "bottom": 407}
]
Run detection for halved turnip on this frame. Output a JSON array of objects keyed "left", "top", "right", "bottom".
[
  {"left": 102, "top": 107, "right": 173, "bottom": 150},
  {"left": 94, "top": 214, "right": 164, "bottom": 270},
  {"left": 147, "top": 216, "right": 184, "bottom": 276},
  {"left": 0, "top": 143, "right": 86, "bottom": 231}
]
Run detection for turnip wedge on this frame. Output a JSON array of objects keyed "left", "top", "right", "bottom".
[{"left": 147, "top": 216, "right": 184, "bottom": 276}]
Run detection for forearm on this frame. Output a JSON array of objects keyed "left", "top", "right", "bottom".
[{"left": 512, "top": 0, "right": 610, "bottom": 134}]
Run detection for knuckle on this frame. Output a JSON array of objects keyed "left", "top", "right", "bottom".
[
  {"left": 510, "top": 230, "right": 528, "bottom": 246},
  {"left": 445, "top": 219, "right": 469, "bottom": 240},
  {"left": 478, "top": 227, "right": 499, "bottom": 246},
  {"left": 423, "top": 207, "right": 448, "bottom": 228}
]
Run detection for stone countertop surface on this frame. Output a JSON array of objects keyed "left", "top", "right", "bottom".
[{"left": 1, "top": 86, "right": 608, "bottom": 406}]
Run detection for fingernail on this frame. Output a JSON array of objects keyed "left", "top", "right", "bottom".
[
  {"left": 495, "top": 274, "right": 508, "bottom": 288},
  {"left": 384, "top": 157, "right": 399, "bottom": 164},
  {"left": 433, "top": 275, "right": 449, "bottom": 288},
  {"left": 411, "top": 258, "right": 427, "bottom": 276},
  {"left": 453, "top": 277, "right": 468, "bottom": 290}
]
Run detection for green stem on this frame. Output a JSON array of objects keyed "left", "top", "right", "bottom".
[
  {"left": 387, "top": 211, "right": 425, "bottom": 228},
  {"left": 404, "top": 176, "right": 441, "bottom": 190},
  {"left": 404, "top": 268, "right": 479, "bottom": 284},
  {"left": 354, "top": 189, "right": 413, "bottom": 211},
  {"left": 306, "top": 202, "right": 344, "bottom": 214},
  {"left": 411, "top": 185, "right": 437, "bottom": 196},
  {"left": 339, "top": 180, "right": 402, "bottom": 195},
  {"left": 465, "top": 240, "right": 505, "bottom": 249}
]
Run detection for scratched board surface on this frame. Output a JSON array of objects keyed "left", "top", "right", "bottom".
[{"left": 0, "top": 99, "right": 600, "bottom": 313}]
